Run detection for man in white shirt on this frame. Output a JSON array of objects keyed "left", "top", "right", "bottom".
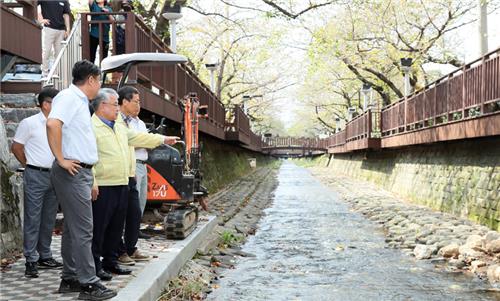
[
  {"left": 129, "top": 109, "right": 149, "bottom": 217},
  {"left": 129, "top": 106, "right": 154, "bottom": 240},
  {"left": 46, "top": 60, "right": 116, "bottom": 300},
  {"left": 11, "top": 87, "right": 63, "bottom": 278},
  {"left": 115, "top": 86, "right": 152, "bottom": 266}
]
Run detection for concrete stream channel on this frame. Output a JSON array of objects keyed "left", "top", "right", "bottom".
[
  {"left": 166, "top": 161, "right": 499, "bottom": 301},
  {"left": 2, "top": 162, "right": 497, "bottom": 300}
]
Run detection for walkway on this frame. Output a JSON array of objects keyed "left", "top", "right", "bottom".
[{"left": 0, "top": 217, "right": 215, "bottom": 301}]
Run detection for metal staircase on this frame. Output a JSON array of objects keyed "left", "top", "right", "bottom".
[{"left": 43, "top": 16, "right": 82, "bottom": 90}]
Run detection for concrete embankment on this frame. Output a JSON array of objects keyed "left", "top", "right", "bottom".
[{"left": 199, "top": 134, "right": 274, "bottom": 193}]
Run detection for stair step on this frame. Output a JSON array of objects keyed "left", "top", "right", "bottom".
[
  {"left": 0, "top": 108, "right": 40, "bottom": 124},
  {"left": 0, "top": 93, "right": 37, "bottom": 108}
]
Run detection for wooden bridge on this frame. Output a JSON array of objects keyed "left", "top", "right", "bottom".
[
  {"left": 262, "top": 137, "right": 328, "bottom": 157},
  {"left": 324, "top": 48, "right": 500, "bottom": 154},
  {"left": 1, "top": 4, "right": 499, "bottom": 157}
]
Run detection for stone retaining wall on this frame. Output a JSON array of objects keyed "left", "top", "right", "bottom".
[
  {"left": 319, "top": 138, "right": 500, "bottom": 230},
  {"left": 0, "top": 94, "right": 38, "bottom": 257}
]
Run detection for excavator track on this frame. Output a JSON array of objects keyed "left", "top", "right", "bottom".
[{"left": 164, "top": 206, "right": 199, "bottom": 239}]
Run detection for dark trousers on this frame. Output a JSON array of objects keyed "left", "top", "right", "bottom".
[
  {"left": 118, "top": 177, "right": 141, "bottom": 256},
  {"left": 51, "top": 163, "right": 98, "bottom": 284},
  {"left": 89, "top": 35, "right": 109, "bottom": 64},
  {"left": 91, "top": 185, "right": 128, "bottom": 272}
]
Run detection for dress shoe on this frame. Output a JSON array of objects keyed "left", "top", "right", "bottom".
[
  {"left": 96, "top": 269, "right": 112, "bottom": 281},
  {"left": 130, "top": 249, "right": 151, "bottom": 262},
  {"left": 38, "top": 257, "right": 63, "bottom": 269},
  {"left": 25, "top": 262, "right": 38, "bottom": 278},
  {"left": 58, "top": 278, "right": 81, "bottom": 293},
  {"left": 138, "top": 231, "right": 151, "bottom": 239},
  {"left": 117, "top": 253, "right": 135, "bottom": 266},
  {"left": 78, "top": 281, "right": 116, "bottom": 300},
  {"left": 103, "top": 265, "right": 132, "bottom": 275}
]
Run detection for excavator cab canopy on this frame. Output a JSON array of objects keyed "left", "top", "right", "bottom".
[{"left": 100, "top": 52, "right": 187, "bottom": 88}]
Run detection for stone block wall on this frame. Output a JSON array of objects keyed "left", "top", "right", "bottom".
[
  {"left": 0, "top": 93, "right": 38, "bottom": 257},
  {"left": 323, "top": 138, "right": 500, "bottom": 230}
]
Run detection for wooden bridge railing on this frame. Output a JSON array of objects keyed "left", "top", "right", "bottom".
[
  {"left": 382, "top": 48, "right": 500, "bottom": 137},
  {"left": 263, "top": 137, "right": 328, "bottom": 150},
  {"left": 325, "top": 109, "right": 380, "bottom": 150},
  {"left": 1, "top": 2, "right": 41, "bottom": 64},
  {"left": 225, "top": 105, "right": 251, "bottom": 145},
  {"left": 81, "top": 12, "right": 226, "bottom": 139}
]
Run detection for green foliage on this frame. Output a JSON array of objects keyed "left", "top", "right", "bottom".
[
  {"left": 220, "top": 230, "right": 242, "bottom": 246},
  {"left": 298, "top": 0, "right": 477, "bottom": 134}
]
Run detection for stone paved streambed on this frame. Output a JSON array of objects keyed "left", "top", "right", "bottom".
[{"left": 207, "top": 162, "right": 499, "bottom": 301}]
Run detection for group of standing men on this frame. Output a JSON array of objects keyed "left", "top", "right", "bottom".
[{"left": 12, "top": 60, "right": 177, "bottom": 301}]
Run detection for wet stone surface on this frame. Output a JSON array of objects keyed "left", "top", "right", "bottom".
[{"left": 207, "top": 162, "right": 499, "bottom": 301}]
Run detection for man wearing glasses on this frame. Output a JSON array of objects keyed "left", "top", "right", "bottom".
[
  {"left": 89, "top": 87, "right": 178, "bottom": 279},
  {"left": 12, "top": 87, "right": 62, "bottom": 278},
  {"left": 47, "top": 60, "right": 116, "bottom": 300},
  {"left": 115, "top": 86, "right": 155, "bottom": 266}
]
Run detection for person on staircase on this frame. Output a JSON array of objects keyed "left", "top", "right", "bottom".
[
  {"left": 88, "top": 0, "right": 114, "bottom": 64},
  {"left": 11, "top": 87, "right": 63, "bottom": 278},
  {"left": 114, "top": 0, "right": 133, "bottom": 55},
  {"left": 37, "top": 0, "right": 71, "bottom": 77}
]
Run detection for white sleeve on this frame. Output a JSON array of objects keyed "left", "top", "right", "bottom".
[
  {"left": 48, "top": 93, "right": 79, "bottom": 125},
  {"left": 138, "top": 119, "right": 148, "bottom": 132},
  {"left": 13, "top": 118, "right": 30, "bottom": 145}
]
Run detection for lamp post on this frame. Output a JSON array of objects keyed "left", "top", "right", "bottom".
[
  {"left": 263, "top": 133, "right": 272, "bottom": 146},
  {"left": 205, "top": 63, "right": 219, "bottom": 92},
  {"left": 241, "top": 95, "right": 251, "bottom": 115},
  {"left": 241, "top": 95, "right": 263, "bottom": 115},
  {"left": 361, "top": 83, "right": 372, "bottom": 111},
  {"left": 334, "top": 117, "right": 341, "bottom": 133},
  {"left": 347, "top": 107, "right": 356, "bottom": 121},
  {"left": 162, "top": 4, "right": 183, "bottom": 53},
  {"left": 478, "top": 0, "right": 488, "bottom": 56},
  {"left": 400, "top": 58, "right": 413, "bottom": 97}
]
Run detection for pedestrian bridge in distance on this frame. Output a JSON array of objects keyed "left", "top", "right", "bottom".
[{"left": 261, "top": 137, "right": 328, "bottom": 158}]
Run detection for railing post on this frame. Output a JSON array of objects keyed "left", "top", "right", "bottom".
[
  {"left": 81, "top": 13, "right": 90, "bottom": 61},
  {"left": 446, "top": 74, "right": 451, "bottom": 122},
  {"left": 19, "top": 0, "right": 36, "bottom": 20},
  {"left": 403, "top": 98, "right": 407, "bottom": 132},
  {"left": 480, "top": 55, "right": 486, "bottom": 114},
  {"left": 368, "top": 109, "right": 372, "bottom": 138},
  {"left": 422, "top": 89, "right": 425, "bottom": 128},
  {"left": 98, "top": 23, "right": 103, "bottom": 66},
  {"left": 434, "top": 81, "right": 438, "bottom": 126},
  {"left": 125, "top": 12, "right": 137, "bottom": 83},
  {"left": 462, "top": 64, "right": 467, "bottom": 118}
]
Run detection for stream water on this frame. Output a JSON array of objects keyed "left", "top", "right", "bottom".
[{"left": 208, "top": 162, "right": 498, "bottom": 301}]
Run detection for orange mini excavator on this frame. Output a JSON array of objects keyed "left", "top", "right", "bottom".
[{"left": 101, "top": 53, "right": 208, "bottom": 239}]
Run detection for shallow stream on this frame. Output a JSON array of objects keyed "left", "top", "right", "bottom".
[{"left": 208, "top": 162, "right": 497, "bottom": 301}]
